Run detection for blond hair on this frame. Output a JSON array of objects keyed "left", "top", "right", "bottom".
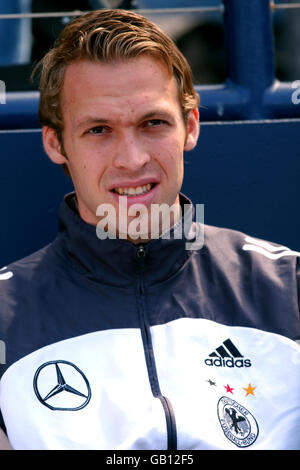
[{"left": 34, "top": 9, "right": 199, "bottom": 139}]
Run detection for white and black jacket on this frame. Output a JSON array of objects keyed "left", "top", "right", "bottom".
[{"left": 0, "top": 193, "right": 299, "bottom": 450}]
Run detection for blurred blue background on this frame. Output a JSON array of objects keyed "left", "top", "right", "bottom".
[{"left": 0, "top": 0, "right": 299, "bottom": 265}]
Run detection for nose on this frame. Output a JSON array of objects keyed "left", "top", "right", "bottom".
[{"left": 112, "top": 132, "right": 151, "bottom": 171}]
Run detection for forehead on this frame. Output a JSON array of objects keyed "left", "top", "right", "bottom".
[{"left": 60, "top": 56, "right": 182, "bottom": 125}]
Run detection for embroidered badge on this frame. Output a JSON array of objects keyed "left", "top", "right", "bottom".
[{"left": 217, "top": 396, "right": 259, "bottom": 448}]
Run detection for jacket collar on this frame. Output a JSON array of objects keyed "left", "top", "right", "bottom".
[{"left": 56, "top": 192, "right": 198, "bottom": 286}]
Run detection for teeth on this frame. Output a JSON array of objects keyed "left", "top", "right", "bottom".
[{"left": 114, "top": 183, "right": 152, "bottom": 196}]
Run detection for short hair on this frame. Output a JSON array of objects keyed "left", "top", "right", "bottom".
[{"left": 34, "top": 8, "right": 200, "bottom": 138}]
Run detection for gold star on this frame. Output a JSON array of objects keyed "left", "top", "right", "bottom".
[{"left": 243, "top": 383, "right": 256, "bottom": 396}]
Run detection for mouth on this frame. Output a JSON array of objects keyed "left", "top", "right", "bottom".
[{"left": 111, "top": 183, "right": 156, "bottom": 197}]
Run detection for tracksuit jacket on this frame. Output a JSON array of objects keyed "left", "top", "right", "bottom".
[{"left": 0, "top": 192, "right": 299, "bottom": 450}]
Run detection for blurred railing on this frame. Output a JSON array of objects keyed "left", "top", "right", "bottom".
[{"left": 0, "top": 0, "right": 300, "bottom": 128}]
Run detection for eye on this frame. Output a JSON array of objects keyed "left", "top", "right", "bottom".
[
  {"left": 88, "top": 126, "right": 110, "bottom": 135},
  {"left": 145, "top": 119, "right": 167, "bottom": 128}
]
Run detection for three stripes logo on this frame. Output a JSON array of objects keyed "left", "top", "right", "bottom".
[
  {"left": 242, "top": 236, "right": 300, "bottom": 260},
  {"left": 205, "top": 339, "right": 251, "bottom": 368},
  {"left": 0, "top": 266, "right": 13, "bottom": 280}
]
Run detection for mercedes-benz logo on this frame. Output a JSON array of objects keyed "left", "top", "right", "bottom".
[{"left": 33, "top": 360, "right": 91, "bottom": 411}]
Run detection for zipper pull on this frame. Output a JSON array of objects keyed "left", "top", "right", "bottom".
[{"left": 136, "top": 245, "right": 147, "bottom": 273}]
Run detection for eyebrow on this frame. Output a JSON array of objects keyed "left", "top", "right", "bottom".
[
  {"left": 75, "top": 109, "right": 175, "bottom": 131},
  {"left": 75, "top": 117, "right": 109, "bottom": 131}
]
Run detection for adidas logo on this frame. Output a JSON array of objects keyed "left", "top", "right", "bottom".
[
  {"left": 204, "top": 338, "right": 251, "bottom": 368},
  {"left": 242, "top": 236, "right": 300, "bottom": 260},
  {"left": 0, "top": 266, "right": 13, "bottom": 281}
]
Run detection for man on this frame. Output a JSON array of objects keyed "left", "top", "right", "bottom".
[{"left": 0, "top": 9, "right": 299, "bottom": 450}]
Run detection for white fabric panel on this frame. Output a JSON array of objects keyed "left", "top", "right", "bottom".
[
  {"left": 151, "top": 318, "right": 300, "bottom": 450},
  {"left": 0, "top": 329, "right": 167, "bottom": 450},
  {"left": 1, "top": 317, "right": 299, "bottom": 450}
]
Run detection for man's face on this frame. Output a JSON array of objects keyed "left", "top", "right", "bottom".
[{"left": 43, "top": 55, "right": 199, "bottom": 240}]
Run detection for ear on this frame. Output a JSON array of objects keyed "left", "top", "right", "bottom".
[
  {"left": 42, "top": 126, "right": 68, "bottom": 165},
  {"left": 184, "top": 108, "right": 200, "bottom": 151}
]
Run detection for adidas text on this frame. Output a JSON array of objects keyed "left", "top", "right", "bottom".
[{"left": 204, "top": 357, "right": 251, "bottom": 368}]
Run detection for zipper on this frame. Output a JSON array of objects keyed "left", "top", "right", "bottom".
[{"left": 135, "top": 244, "right": 177, "bottom": 451}]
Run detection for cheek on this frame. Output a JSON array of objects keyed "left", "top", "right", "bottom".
[
  {"left": 67, "top": 147, "right": 106, "bottom": 177},
  {"left": 157, "top": 144, "right": 184, "bottom": 180},
  {"left": 67, "top": 159, "right": 100, "bottom": 195},
  {"left": 157, "top": 136, "right": 183, "bottom": 161},
  {"left": 168, "top": 142, "right": 184, "bottom": 169}
]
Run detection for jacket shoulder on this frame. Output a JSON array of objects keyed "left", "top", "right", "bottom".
[
  {"left": 0, "top": 244, "right": 54, "bottom": 295},
  {"left": 203, "top": 224, "right": 300, "bottom": 265}
]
